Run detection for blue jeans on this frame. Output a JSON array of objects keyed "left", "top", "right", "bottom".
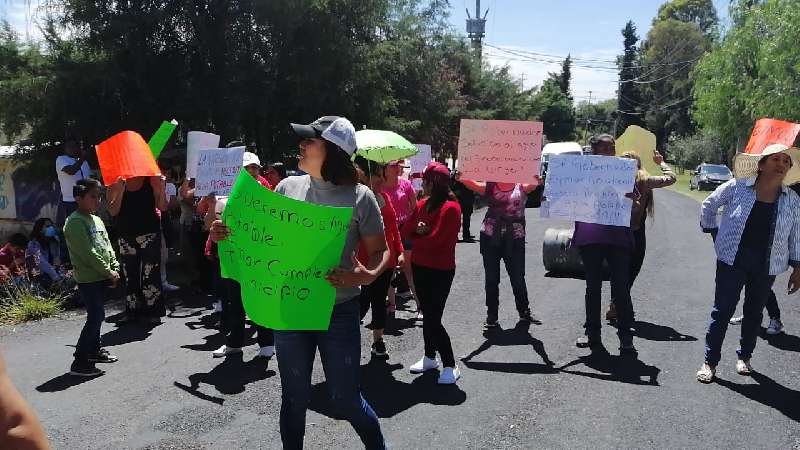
[
  {"left": 480, "top": 233, "right": 529, "bottom": 320},
  {"left": 704, "top": 247, "right": 775, "bottom": 366},
  {"left": 274, "top": 299, "right": 385, "bottom": 450},
  {"left": 74, "top": 281, "right": 108, "bottom": 361}
]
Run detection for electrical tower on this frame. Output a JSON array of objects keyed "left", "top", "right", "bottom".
[{"left": 466, "top": 0, "right": 489, "bottom": 62}]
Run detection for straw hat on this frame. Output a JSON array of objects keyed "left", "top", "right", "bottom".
[{"left": 733, "top": 143, "right": 800, "bottom": 184}]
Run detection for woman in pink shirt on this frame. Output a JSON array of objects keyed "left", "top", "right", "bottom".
[{"left": 383, "top": 160, "right": 420, "bottom": 316}]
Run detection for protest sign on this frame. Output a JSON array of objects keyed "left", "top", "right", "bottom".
[
  {"left": 148, "top": 119, "right": 178, "bottom": 159},
  {"left": 744, "top": 118, "right": 800, "bottom": 154},
  {"left": 219, "top": 172, "right": 353, "bottom": 330},
  {"left": 194, "top": 147, "right": 245, "bottom": 196},
  {"left": 457, "top": 119, "right": 543, "bottom": 183},
  {"left": 96, "top": 131, "right": 161, "bottom": 186},
  {"left": 541, "top": 154, "right": 637, "bottom": 227},
  {"left": 616, "top": 125, "right": 660, "bottom": 175},
  {"left": 186, "top": 131, "right": 221, "bottom": 178},
  {"left": 410, "top": 144, "right": 432, "bottom": 175}
]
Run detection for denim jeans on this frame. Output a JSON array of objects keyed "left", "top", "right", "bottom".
[
  {"left": 579, "top": 244, "right": 635, "bottom": 343},
  {"left": 74, "top": 281, "right": 108, "bottom": 361},
  {"left": 480, "top": 233, "right": 529, "bottom": 320},
  {"left": 274, "top": 299, "right": 385, "bottom": 450},
  {"left": 704, "top": 247, "right": 775, "bottom": 366}
]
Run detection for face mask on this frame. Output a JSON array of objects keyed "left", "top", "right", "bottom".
[{"left": 44, "top": 226, "right": 57, "bottom": 237}]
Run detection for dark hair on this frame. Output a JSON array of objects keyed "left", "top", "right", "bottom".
[
  {"left": 73, "top": 178, "right": 102, "bottom": 199},
  {"left": 270, "top": 162, "right": 287, "bottom": 179},
  {"left": 353, "top": 156, "right": 385, "bottom": 178},
  {"left": 591, "top": 134, "right": 615, "bottom": 152},
  {"left": 31, "top": 218, "right": 54, "bottom": 246},
  {"left": 8, "top": 233, "right": 27, "bottom": 248},
  {"left": 425, "top": 181, "right": 456, "bottom": 213},
  {"left": 321, "top": 140, "right": 358, "bottom": 186}
]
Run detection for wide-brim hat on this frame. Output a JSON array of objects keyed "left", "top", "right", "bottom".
[{"left": 733, "top": 143, "right": 800, "bottom": 184}]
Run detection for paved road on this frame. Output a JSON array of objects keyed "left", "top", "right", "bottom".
[{"left": 2, "top": 189, "right": 799, "bottom": 449}]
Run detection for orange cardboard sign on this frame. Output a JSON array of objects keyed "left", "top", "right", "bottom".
[
  {"left": 744, "top": 118, "right": 800, "bottom": 154},
  {"left": 95, "top": 131, "right": 161, "bottom": 185}
]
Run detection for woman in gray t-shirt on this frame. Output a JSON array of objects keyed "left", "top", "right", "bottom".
[{"left": 211, "top": 116, "right": 390, "bottom": 450}]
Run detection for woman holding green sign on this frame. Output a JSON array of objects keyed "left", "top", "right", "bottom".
[{"left": 211, "top": 116, "right": 390, "bottom": 450}]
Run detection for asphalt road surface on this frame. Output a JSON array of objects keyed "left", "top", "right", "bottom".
[{"left": 2, "top": 189, "right": 799, "bottom": 449}]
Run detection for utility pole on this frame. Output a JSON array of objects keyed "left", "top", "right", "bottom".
[
  {"left": 466, "top": 0, "right": 489, "bottom": 63},
  {"left": 583, "top": 90, "right": 593, "bottom": 145}
]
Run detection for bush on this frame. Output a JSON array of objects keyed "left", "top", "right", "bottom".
[
  {"left": 667, "top": 130, "right": 730, "bottom": 171},
  {"left": 0, "top": 284, "right": 65, "bottom": 324}
]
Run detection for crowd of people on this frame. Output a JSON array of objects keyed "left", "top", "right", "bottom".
[{"left": 2, "top": 113, "right": 798, "bottom": 449}]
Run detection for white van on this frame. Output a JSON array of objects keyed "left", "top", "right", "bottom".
[{"left": 528, "top": 142, "right": 583, "bottom": 207}]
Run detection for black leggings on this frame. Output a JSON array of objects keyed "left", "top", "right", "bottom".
[
  {"left": 222, "top": 278, "right": 273, "bottom": 348},
  {"left": 413, "top": 264, "right": 456, "bottom": 367},
  {"left": 359, "top": 268, "right": 394, "bottom": 330}
]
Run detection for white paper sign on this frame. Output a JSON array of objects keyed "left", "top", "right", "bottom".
[
  {"left": 541, "top": 154, "right": 637, "bottom": 227},
  {"left": 186, "top": 131, "right": 221, "bottom": 178},
  {"left": 410, "top": 144, "right": 432, "bottom": 175},
  {"left": 195, "top": 147, "right": 245, "bottom": 196}
]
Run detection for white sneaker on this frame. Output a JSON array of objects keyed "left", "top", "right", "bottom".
[
  {"left": 256, "top": 346, "right": 275, "bottom": 358},
  {"left": 766, "top": 319, "right": 784, "bottom": 335},
  {"left": 729, "top": 316, "right": 743, "bottom": 325},
  {"left": 409, "top": 356, "right": 439, "bottom": 373},
  {"left": 212, "top": 345, "right": 242, "bottom": 358},
  {"left": 696, "top": 363, "right": 716, "bottom": 383},
  {"left": 437, "top": 366, "right": 462, "bottom": 385},
  {"left": 212, "top": 301, "right": 223, "bottom": 313},
  {"left": 162, "top": 282, "right": 180, "bottom": 292}
]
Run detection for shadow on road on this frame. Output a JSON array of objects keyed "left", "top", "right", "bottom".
[
  {"left": 101, "top": 323, "right": 159, "bottom": 347},
  {"left": 461, "top": 321, "right": 555, "bottom": 367},
  {"left": 309, "top": 360, "right": 467, "bottom": 419},
  {"left": 632, "top": 321, "right": 697, "bottom": 342},
  {"left": 716, "top": 372, "right": 800, "bottom": 422},
  {"left": 36, "top": 373, "right": 103, "bottom": 392},
  {"left": 760, "top": 329, "right": 800, "bottom": 353},
  {"left": 558, "top": 348, "right": 661, "bottom": 386},
  {"left": 174, "top": 353, "right": 276, "bottom": 405}
]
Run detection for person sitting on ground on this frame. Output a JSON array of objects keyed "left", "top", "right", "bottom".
[
  {"left": 25, "top": 218, "right": 66, "bottom": 288},
  {"left": 0, "top": 234, "right": 28, "bottom": 286},
  {"left": 697, "top": 144, "right": 800, "bottom": 383},
  {"left": 63, "top": 178, "right": 121, "bottom": 377}
]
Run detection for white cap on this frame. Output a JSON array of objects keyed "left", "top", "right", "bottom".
[
  {"left": 243, "top": 152, "right": 261, "bottom": 167},
  {"left": 321, "top": 117, "right": 358, "bottom": 156}
]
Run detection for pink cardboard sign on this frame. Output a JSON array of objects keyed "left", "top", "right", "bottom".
[{"left": 456, "top": 119, "right": 543, "bottom": 183}]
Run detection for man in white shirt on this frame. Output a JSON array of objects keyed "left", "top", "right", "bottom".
[{"left": 55, "top": 140, "right": 91, "bottom": 227}]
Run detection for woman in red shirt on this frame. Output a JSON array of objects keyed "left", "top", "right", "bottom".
[
  {"left": 402, "top": 162, "right": 462, "bottom": 384},
  {"left": 354, "top": 157, "right": 404, "bottom": 357}
]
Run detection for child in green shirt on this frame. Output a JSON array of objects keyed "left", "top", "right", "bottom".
[{"left": 63, "top": 178, "right": 120, "bottom": 377}]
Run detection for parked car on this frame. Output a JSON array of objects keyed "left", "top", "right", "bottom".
[
  {"left": 528, "top": 142, "right": 583, "bottom": 207},
  {"left": 689, "top": 163, "right": 733, "bottom": 191}
]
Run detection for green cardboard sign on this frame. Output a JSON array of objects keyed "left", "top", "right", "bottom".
[
  {"left": 148, "top": 119, "right": 178, "bottom": 159},
  {"left": 219, "top": 172, "right": 353, "bottom": 330}
]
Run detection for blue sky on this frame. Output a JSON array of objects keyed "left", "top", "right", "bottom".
[
  {"left": 449, "top": 0, "right": 730, "bottom": 100},
  {"left": 2, "top": 0, "right": 729, "bottom": 101}
]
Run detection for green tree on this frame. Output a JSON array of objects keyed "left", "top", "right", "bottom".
[
  {"left": 693, "top": 0, "right": 800, "bottom": 149},
  {"left": 559, "top": 55, "right": 572, "bottom": 99},
  {"left": 617, "top": 20, "right": 644, "bottom": 134},
  {"left": 656, "top": 0, "right": 719, "bottom": 38}
]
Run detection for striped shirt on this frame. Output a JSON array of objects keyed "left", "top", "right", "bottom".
[{"left": 700, "top": 177, "right": 800, "bottom": 275}]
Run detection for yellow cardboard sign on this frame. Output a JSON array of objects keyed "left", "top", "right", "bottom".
[{"left": 616, "top": 125, "right": 660, "bottom": 175}]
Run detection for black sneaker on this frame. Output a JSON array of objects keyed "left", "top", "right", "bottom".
[
  {"left": 69, "top": 361, "right": 105, "bottom": 377},
  {"left": 87, "top": 348, "right": 118, "bottom": 363},
  {"left": 484, "top": 318, "right": 499, "bottom": 329},
  {"left": 371, "top": 340, "right": 387, "bottom": 357},
  {"left": 576, "top": 336, "right": 602, "bottom": 348},
  {"left": 619, "top": 337, "right": 637, "bottom": 355},
  {"left": 519, "top": 311, "right": 543, "bottom": 325}
]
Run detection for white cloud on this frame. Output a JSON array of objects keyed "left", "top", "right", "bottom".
[
  {"left": 484, "top": 45, "right": 619, "bottom": 102},
  {"left": 1, "top": 0, "right": 44, "bottom": 41}
]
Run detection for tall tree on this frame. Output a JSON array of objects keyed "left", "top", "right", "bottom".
[
  {"left": 559, "top": 54, "right": 572, "bottom": 99},
  {"left": 616, "top": 20, "right": 644, "bottom": 134},
  {"left": 656, "top": 0, "right": 719, "bottom": 38}
]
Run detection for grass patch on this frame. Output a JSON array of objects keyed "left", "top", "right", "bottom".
[
  {"left": 667, "top": 171, "right": 712, "bottom": 203},
  {"left": 0, "top": 284, "right": 65, "bottom": 325}
]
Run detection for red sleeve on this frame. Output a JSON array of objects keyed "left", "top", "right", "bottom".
[
  {"left": 412, "top": 202, "right": 461, "bottom": 249},
  {"left": 257, "top": 176, "right": 273, "bottom": 190},
  {"left": 401, "top": 200, "right": 424, "bottom": 241},
  {"left": 382, "top": 194, "right": 404, "bottom": 256}
]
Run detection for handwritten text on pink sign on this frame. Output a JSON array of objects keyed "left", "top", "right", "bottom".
[{"left": 457, "top": 119, "right": 543, "bottom": 183}]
